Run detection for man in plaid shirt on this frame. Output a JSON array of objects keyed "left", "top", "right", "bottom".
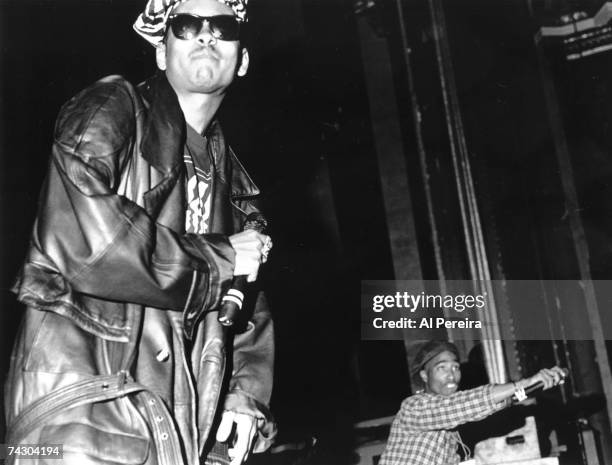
[{"left": 379, "top": 341, "right": 565, "bottom": 465}]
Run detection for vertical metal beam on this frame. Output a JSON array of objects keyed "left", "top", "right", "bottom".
[
  {"left": 356, "top": 16, "right": 423, "bottom": 284},
  {"left": 427, "top": 0, "right": 507, "bottom": 383},
  {"left": 356, "top": 11, "right": 428, "bottom": 384},
  {"left": 394, "top": 0, "right": 446, "bottom": 288},
  {"left": 535, "top": 38, "right": 612, "bottom": 433}
]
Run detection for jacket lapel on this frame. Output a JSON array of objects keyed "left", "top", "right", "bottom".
[
  {"left": 230, "top": 148, "right": 260, "bottom": 200},
  {"left": 207, "top": 123, "right": 260, "bottom": 235},
  {"left": 140, "top": 72, "right": 185, "bottom": 174},
  {"left": 138, "top": 73, "right": 186, "bottom": 232}
]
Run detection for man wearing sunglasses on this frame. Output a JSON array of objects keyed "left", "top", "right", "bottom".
[{"left": 5, "top": 1, "right": 275, "bottom": 464}]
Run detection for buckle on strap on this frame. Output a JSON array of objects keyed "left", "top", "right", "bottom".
[{"left": 118, "top": 370, "right": 130, "bottom": 388}]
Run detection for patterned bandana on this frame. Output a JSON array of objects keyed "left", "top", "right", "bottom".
[{"left": 134, "top": 0, "right": 248, "bottom": 46}]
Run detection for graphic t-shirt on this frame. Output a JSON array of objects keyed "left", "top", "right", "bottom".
[{"left": 184, "top": 124, "right": 213, "bottom": 234}]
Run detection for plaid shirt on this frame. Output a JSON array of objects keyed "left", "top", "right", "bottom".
[{"left": 379, "top": 385, "right": 503, "bottom": 465}]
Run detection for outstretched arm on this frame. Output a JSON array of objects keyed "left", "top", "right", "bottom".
[
  {"left": 401, "top": 366, "right": 566, "bottom": 432},
  {"left": 489, "top": 366, "right": 566, "bottom": 403}
]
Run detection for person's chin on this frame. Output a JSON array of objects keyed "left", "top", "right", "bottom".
[{"left": 189, "top": 70, "right": 216, "bottom": 89}]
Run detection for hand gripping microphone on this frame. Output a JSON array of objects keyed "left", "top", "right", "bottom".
[
  {"left": 511, "top": 368, "right": 569, "bottom": 403},
  {"left": 218, "top": 212, "right": 268, "bottom": 327}
]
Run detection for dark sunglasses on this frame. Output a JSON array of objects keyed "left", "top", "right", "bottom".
[{"left": 167, "top": 14, "right": 241, "bottom": 42}]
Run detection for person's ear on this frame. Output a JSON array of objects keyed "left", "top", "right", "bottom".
[
  {"left": 237, "top": 47, "right": 249, "bottom": 77},
  {"left": 156, "top": 42, "right": 167, "bottom": 71},
  {"left": 419, "top": 369, "right": 428, "bottom": 384}
]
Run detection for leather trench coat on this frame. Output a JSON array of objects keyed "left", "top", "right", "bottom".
[{"left": 5, "top": 73, "right": 275, "bottom": 464}]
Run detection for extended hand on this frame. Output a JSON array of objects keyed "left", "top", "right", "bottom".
[
  {"left": 216, "top": 411, "right": 258, "bottom": 465},
  {"left": 229, "top": 230, "right": 272, "bottom": 282},
  {"left": 528, "top": 366, "right": 566, "bottom": 390}
]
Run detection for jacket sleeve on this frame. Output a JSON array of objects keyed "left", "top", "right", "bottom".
[
  {"left": 223, "top": 291, "right": 277, "bottom": 452},
  {"left": 31, "top": 77, "right": 234, "bottom": 314}
]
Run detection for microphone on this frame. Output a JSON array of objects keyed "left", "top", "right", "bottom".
[
  {"left": 511, "top": 368, "right": 569, "bottom": 403},
  {"left": 218, "top": 212, "right": 268, "bottom": 327}
]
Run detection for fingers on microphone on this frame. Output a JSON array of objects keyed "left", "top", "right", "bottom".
[
  {"left": 257, "top": 235, "right": 272, "bottom": 249},
  {"left": 538, "top": 369, "right": 553, "bottom": 389},
  {"left": 260, "top": 235, "right": 273, "bottom": 263},
  {"left": 235, "top": 233, "right": 272, "bottom": 265},
  {"left": 542, "top": 367, "right": 565, "bottom": 387}
]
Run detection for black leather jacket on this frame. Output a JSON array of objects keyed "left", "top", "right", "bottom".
[{"left": 5, "top": 73, "right": 275, "bottom": 464}]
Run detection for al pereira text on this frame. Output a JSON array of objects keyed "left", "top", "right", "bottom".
[{"left": 373, "top": 317, "right": 482, "bottom": 329}]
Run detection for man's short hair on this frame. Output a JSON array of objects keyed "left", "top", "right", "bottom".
[{"left": 134, "top": 0, "right": 248, "bottom": 46}]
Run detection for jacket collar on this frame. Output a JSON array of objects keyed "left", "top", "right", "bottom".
[
  {"left": 139, "top": 72, "right": 185, "bottom": 175},
  {"left": 138, "top": 72, "right": 260, "bottom": 198}
]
